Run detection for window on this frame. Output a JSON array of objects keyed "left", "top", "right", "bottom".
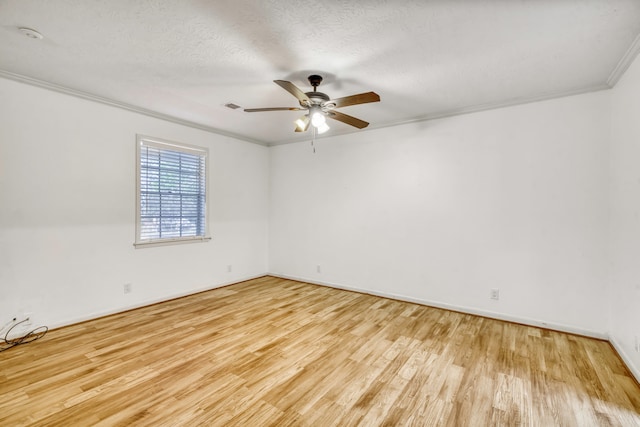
[{"left": 135, "top": 135, "right": 210, "bottom": 247}]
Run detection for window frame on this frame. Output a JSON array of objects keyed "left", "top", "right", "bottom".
[{"left": 134, "top": 134, "right": 211, "bottom": 248}]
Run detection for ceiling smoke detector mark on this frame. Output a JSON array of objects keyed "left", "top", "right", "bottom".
[
  {"left": 19, "top": 27, "right": 44, "bottom": 40},
  {"left": 224, "top": 103, "right": 242, "bottom": 110}
]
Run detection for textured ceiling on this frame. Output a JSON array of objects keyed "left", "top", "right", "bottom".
[{"left": 1, "top": 0, "right": 640, "bottom": 145}]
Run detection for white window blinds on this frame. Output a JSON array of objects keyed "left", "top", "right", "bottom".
[{"left": 135, "top": 136, "right": 209, "bottom": 247}]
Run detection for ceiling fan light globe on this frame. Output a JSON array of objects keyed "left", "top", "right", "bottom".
[
  {"left": 317, "top": 123, "right": 330, "bottom": 134},
  {"left": 311, "top": 111, "right": 326, "bottom": 127},
  {"left": 294, "top": 116, "right": 310, "bottom": 132}
]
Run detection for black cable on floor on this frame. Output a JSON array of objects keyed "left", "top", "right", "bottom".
[{"left": 0, "top": 319, "right": 48, "bottom": 352}]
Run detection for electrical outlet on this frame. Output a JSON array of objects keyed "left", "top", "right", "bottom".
[
  {"left": 227, "top": 264, "right": 232, "bottom": 273},
  {"left": 635, "top": 335, "right": 639, "bottom": 353},
  {"left": 317, "top": 265, "right": 321, "bottom": 274},
  {"left": 124, "top": 283, "right": 132, "bottom": 294},
  {"left": 490, "top": 289, "right": 500, "bottom": 300}
]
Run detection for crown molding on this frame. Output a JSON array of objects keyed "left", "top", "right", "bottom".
[
  {"left": 0, "top": 69, "right": 267, "bottom": 146},
  {"left": 607, "top": 32, "right": 640, "bottom": 87},
  {"left": 378, "top": 84, "right": 612, "bottom": 128},
  {"left": 1, "top": 69, "right": 614, "bottom": 149}
]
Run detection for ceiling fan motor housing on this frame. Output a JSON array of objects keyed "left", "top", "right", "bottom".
[{"left": 303, "top": 91, "right": 330, "bottom": 107}]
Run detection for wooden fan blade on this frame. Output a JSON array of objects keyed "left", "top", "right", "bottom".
[
  {"left": 330, "top": 92, "right": 380, "bottom": 108},
  {"left": 326, "top": 110, "right": 370, "bottom": 129},
  {"left": 274, "top": 80, "right": 311, "bottom": 105},
  {"left": 244, "top": 107, "right": 303, "bottom": 112}
]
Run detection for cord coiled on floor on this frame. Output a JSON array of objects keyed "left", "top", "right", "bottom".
[{"left": 0, "top": 319, "right": 48, "bottom": 352}]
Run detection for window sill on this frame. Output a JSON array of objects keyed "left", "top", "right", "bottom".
[{"left": 134, "top": 236, "right": 212, "bottom": 249}]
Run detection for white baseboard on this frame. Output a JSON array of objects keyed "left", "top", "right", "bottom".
[
  {"left": 609, "top": 335, "right": 640, "bottom": 384},
  {"left": 269, "top": 273, "right": 609, "bottom": 340},
  {"left": 48, "top": 273, "right": 268, "bottom": 331}
]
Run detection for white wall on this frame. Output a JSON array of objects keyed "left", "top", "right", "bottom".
[
  {"left": 610, "top": 53, "right": 640, "bottom": 380},
  {"left": 0, "top": 78, "right": 269, "bottom": 330},
  {"left": 269, "top": 91, "right": 611, "bottom": 337}
]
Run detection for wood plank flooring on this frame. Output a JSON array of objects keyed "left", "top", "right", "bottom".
[{"left": 1, "top": 276, "right": 639, "bottom": 426}]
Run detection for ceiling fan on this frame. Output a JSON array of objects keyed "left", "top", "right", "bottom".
[{"left": 244, "top": 75, "right": 380, "bottom": 134}]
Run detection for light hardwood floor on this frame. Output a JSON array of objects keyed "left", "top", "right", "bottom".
[{"left": 1, "top": 276, "right": 639, "bottom": 426}]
